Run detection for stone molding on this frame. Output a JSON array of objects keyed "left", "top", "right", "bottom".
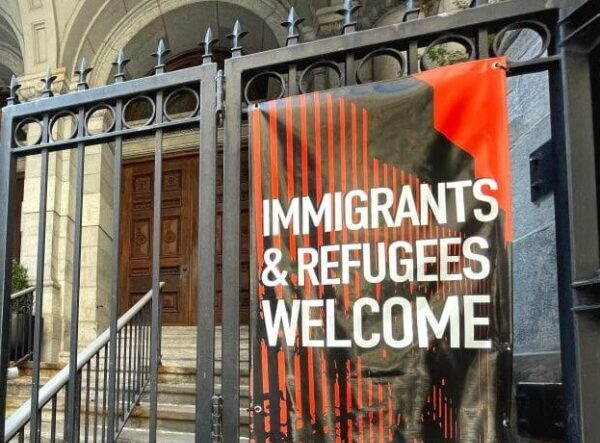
[{"left": 16, "top": 67, "right": 70, "bottom": 102}]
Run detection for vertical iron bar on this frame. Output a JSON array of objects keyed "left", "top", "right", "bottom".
[
  {"left": 50, "top": 395, "right": 57, "bottom": 443},
  {"left": 65, "top": 104, "right": 86, "bottom": 441},
  {"left": 101, "top": 345, "right": 108, "bottom": 443},
  {"left": 84, "top": 363, "right": 91, "bottom": 442},
  {"left": 132, "top": 315, "right": 137, "bottom": 401},
  {"left": 196, "top": 64, "right": 218, "bottom": 440},
  {"left": 115, "top": 332, "right": 122, "bottom": 431},
  {"left": 555, "top": 37, "right": 585, "bottom": 442},
  {"left": 149, "top": 86, "right": 165, "bottom": 443},
  {"left": 288, "top": 64, "right": 298, "bottom": 96},
  {"left": 30, "top": 110, "right": 51, "bottom": 443},
  {"left": 121, "top": 324, "right": 128, "bottom": 418},
  {"left": 140, "top": 310, "right": 146, "bottom": 389},
  {"left": 75, "top": 370, "right": 83, "bottom": 441},
  {"left": 143, "top": 309, "right": 148, "bottom": 387},
  {"left": 17, "top": 313, "right": 22, "bottom": 362},
  {"left": 477, "top": 28, "right": 490, "bottom": 58},
  {"left": 27, "top": 295, "right": 33, "bottom": 360},
  {"left": 407, "top": 40, "right": 419, "bottom": 75},
  {"left": 131, "top": 315, "right": 136, "bottom": 401},
  {"left": 21, "top": 314, "right": 25, "bottom": 359},
  {"left": 136, "top": 313, "right": 142, "bottom": 396},
  {"left": 222, "top": 62, "right": 241, "bottom": 443},
  {"left": 93, "top": 351, "right": 100, "bottom": 443},
  {"left": 106, "top": 94, "right": 123, "bottom": 443},
  {"left": 345, "top": 53, "right": 355, "bottom": 86},
  {"left": 127, "top": 321, "right": 133, "bottom": 406},
  {"left": 158, "top": 292, "right": 162, "bottom": 365}
]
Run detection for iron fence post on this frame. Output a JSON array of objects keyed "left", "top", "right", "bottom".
[{"left": 0, "top": 108, "right": 17, "bottom": 443}]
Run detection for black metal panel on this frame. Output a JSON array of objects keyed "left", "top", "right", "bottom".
[
  {"left": 529, "top": 141, "right": 554, "bottom": 202},
  {"left": 559, "top": 0, "right": 600, "bottom": 439},
  {"left": 516, "top": 383, "right": 565, "bottom": 438}
]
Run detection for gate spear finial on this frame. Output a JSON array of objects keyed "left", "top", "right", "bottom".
[
  {"left": 7, "top": 74, "right": 21, "bottom": 105},
  {"left": 113, "top": 49, "right": 130, "bottom": 83},
  {"left": 75, "top": 58, "right": 93, "bottom": 91},
  {"left": 403, "top": 0, "right": 421, "bottom": 21},
  {"left": 41, "top": 67, "right": 57, "bottom": 98},
  {"left": 200, "top": 27, "right": 218, "bottom": 62},
  {"left": 153, "top": 39, "right": 171, "bottom": 74},
  {"left": 227, "top": 20, "right": 248, "bottom": 57},
  {"left": 281, "top": 6, "right": 304, "bottom": 46},
  {"left": 337, "top": 0, "right": 361, "bottom": 34}
]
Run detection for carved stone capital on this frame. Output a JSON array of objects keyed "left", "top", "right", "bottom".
[
  {"left": 314, "top": 5, "right": 345, "bottom": 38},
  {"left": 16, "top": 67, "right": 71, "bottom": 102}
]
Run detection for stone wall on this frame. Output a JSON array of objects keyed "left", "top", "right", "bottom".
[{"left": 506, "top": 32, "right": 562, "bottom": 443}]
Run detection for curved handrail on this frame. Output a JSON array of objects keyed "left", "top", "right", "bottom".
[
  {"left": 4, "top": 282, "right": 164, "bottom": 440},
  {"left": 10, "top": 287, "right": 34, "bottom": 301}
]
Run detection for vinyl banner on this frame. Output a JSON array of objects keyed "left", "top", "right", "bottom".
[{"left": 249, "top": 58, "right": 513, "bottom": 443}]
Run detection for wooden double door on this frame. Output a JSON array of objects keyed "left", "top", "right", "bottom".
[{"left": 118, "top": 152, "right": 251, "bottom": 326}]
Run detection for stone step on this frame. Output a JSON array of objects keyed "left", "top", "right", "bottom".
[
  {"left": 7, "top": 417, "right": 250, "bottom": 443},
  {"left": 139, "top": 383, "right": 251, "bottom": 405},
  {"left": 7, "top": 326, "right": 253, "bottom": 440},
  {"left": 6, "top": 376, "right": 251, "bottom": 415},
  {"left": 10, "top": 360, "right": 251, "bottom": 398},
  {"left": 126, "top": 402, "right": 250, "bottom": 435},
  {"left": 157, "top": 364, "right": 250, "bottom": 386},
  {"left": 118, "top": 428, "right": 250, "bottom": 443}
]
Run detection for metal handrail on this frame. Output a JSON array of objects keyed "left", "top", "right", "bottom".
[
  {"left": 10, "top": 287, "right": 34, "bottom": 301},
  {"left": 4, "top": 282, "right": 164, "bottom": 440}
]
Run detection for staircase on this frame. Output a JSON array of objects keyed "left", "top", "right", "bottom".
[{"left": 5, "top": 326, "right": 251, "bottom": 442}]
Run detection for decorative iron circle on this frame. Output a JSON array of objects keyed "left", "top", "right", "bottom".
[
  {"left": 49, "top": 111, "right": 78, "bottom": 142},
  {"left": 356, "top": 48, "right": 405, "bottom": 84},
  {"left": 492, "top": 20, "right": 551, "bottom": 62},
  {"left": 14, "top": 118, "right": 43, "bottom": 147},
  {"left": 163, "top": 87, "right": 200, "bottom": 121},
  {"left": 420, "top": 34, "right": 476, "bottom": 71},
  {"left": 298, "top": 60, "right": 343, "bottom": 94},
  {"left": 244, "top": 71, "right": 286, "bottom": 105},
  {"left": 122, "top": 95, "right": 156, "bottom": 129},
  {"left": 85, "top": 103, "right": 116, "bottom": 136}
]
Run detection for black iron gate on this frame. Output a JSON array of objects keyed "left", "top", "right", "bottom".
[{"left": 0, "top": 0, "right": 586, "bottom": 441}]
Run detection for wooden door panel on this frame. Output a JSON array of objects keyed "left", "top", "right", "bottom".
[
  {"left": 120, "top": 156, "right": 196, "bottom": 325},
  {"left": 120, "top": 149, "right": 251, "bottom": 326}
]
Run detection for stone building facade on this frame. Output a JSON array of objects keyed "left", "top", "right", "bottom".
[{"left": 0, "top": 0, "right": 581, "bottom": 440}]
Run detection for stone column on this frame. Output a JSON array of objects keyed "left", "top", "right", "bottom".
[
  {"left": 78, "top": 110, "right": 115, "bottom": 347},
  {"left": 18, "top": 69, "right": 114, "bottom": 362},
  {"left": 19, "top": 68, "right": 74, "bottom": 362}
]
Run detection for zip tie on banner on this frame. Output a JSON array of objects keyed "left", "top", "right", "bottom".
[{"left": 492, "top": 61, "right": 509, "bottom": 72}]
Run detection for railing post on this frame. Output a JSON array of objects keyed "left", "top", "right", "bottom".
[
  {"left": 0, "top": 108, "right": 18, "bottom": 443},
  {"left": 157, "top": 286, "right": 163, "bottom": 365}
]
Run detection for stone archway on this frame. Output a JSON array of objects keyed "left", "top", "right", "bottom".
[
  {"left": 59, "top": 0, "right": 289, "bottom": 87},
  {"left": 0, "top": 13, "right": 23, "bottom": 88}
]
